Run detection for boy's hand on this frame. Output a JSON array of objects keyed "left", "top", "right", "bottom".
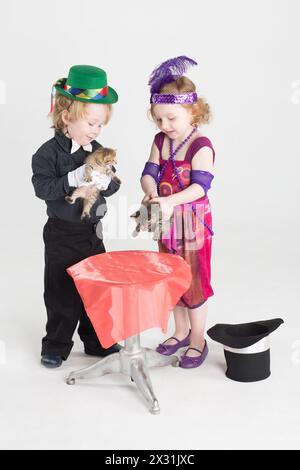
[{"left": 68, "top": 164, "right": 89, "bottom": 188}]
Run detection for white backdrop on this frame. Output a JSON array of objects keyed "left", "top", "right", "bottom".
[{"left": 0, "top": 0, "right": 299, "bottom": 450}]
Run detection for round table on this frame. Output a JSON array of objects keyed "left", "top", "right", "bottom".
[{"left": 66, "top": 250, "right": 192, "bottom": 414}]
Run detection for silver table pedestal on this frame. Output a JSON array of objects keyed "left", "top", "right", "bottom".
[{"left": 66, "top": 334, "right": 179, "bottom": 414}]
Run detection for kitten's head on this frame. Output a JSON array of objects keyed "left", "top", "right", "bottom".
[{"left": 91, "top": 147, "right": 117, "bottom": 168}]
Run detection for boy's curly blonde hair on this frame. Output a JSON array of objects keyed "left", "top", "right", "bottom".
[
  {"left": 150, "top": 76, "right": 212, "bottom": 126},
  {"left": 49, "top": 93, "right": 113, "bottom": 131}
]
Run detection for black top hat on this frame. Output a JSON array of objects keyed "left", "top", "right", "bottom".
[{"left": 207, "top": 318, "right": 284, "bottom": 382}]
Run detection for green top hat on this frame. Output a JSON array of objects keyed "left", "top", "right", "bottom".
[{"left": 51, "top": 65, "right": 118, "bottom": 110}]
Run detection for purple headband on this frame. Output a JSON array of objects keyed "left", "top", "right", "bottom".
[
  {"left": 151, "top": 92, "right": 198, "bottom": 104},
  {"left": 148, "top": 55, "right": 198, "bottom": 105}
]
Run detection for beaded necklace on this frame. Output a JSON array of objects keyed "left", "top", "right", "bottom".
[
  {"left": 157, "top": 127, "right": 214, "bottom": 236},
  {"left": 156, "top": 127, "right": 197, "bottom": 189}
]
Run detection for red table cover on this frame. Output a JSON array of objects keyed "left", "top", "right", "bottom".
[{"left": 67, "top": 250, "right": 192, "bottom": 348}]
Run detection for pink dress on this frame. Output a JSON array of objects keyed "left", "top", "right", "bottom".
[{"left": 155, "top": 132, "right": 215, "bottom": 309}]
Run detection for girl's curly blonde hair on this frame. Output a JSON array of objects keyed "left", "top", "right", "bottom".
[
  {"left": 150, "top": 76, "right": 212, "bottom": 126},
  {"left": 48, "top": 93, "right": 113, "bottom": 131}
]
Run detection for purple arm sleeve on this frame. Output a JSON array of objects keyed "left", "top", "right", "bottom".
[
  {"left": 141, "top": 162, "right": 160, "bottom": 182},
  {"left": 190, "top": 170, "right": 214, "bottom": 195}
]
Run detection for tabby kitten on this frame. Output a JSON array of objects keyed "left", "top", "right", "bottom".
[
  {"left": 66, "top": 147, "right": 121, "bottom": 220},
  {"left": 130, "top": 202, "right": 172, "bottom": 241}
]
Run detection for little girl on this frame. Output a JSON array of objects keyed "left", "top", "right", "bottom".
[
  {"left": 140, "top": 56, "right": 215, "bottom": 369},
  {"left": 32, "top": 65, "right": 121, "bottom": 368}
]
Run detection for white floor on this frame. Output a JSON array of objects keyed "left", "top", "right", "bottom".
[{"left": 1, "top": 233, "right": 300, "bottom": 450}]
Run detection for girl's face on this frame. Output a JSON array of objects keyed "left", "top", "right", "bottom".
[
  {"left": 62, "top": 103, "right": 108, "bottom": 146},
  {"left": 153, "top": 104, "right": 193, "bottom": 140}
]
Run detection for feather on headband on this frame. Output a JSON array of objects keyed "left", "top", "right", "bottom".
[{"left": 148, "top": 56, "right": 198, "bottom": 95}]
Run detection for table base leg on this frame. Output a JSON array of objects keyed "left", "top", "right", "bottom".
[
  {"left": 144, "top": 348, "right": 180, "bottom": 368},
  {"left": 130, "top": 358, "right": 160, "bottom": 415},
  {"left": 66, "top": 335, "right": 179, "bottom": 414},
  {"left": 66, "top": 353, "right": 121, "bottom": 384}
]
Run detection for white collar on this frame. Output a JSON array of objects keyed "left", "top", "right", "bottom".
[{"left": 70, "top": 139, "right": 93, "bottom": 154}]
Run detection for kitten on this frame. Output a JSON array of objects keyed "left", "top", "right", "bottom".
[
  {"left": 65, "top": 147, "right": 121, "bottom": 220},
  {"left": 130, "top": 202, "right": 172, "bottom": 241}
]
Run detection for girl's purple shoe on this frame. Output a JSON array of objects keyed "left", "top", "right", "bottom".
[
  {"left": 180, "top": 341, "right": 209, "bottom": 368},
  {"left": 156, "top": 330, "right": 191, "bottom": 356}
]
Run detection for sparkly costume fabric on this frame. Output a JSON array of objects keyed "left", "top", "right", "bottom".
[{"left": 155, "top": 132, "right": 215, "bottom": 309}]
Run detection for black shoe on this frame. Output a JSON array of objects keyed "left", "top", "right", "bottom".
[
  {"left": 84, "top": 343, "right": 122, "bottom": 357},
  {"left": 41, "top": 354, "right": 63, "bottom": 368}
]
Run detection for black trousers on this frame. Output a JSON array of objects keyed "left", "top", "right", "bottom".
[{"left": 42, "top": 218, "right": 106, "bottom": 359}]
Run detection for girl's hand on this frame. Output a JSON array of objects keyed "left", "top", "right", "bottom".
[
  {"left": 149, "top": 196, "right": 175, "bottom": 221},
  {"left": 141, "top": 190, "right": 158, "bottom": 206}
]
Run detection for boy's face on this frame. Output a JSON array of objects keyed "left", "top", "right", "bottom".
[
  {"left": 153, "top": 104, "right": 193, "bottom": 140},
  {"left": 64, "top": 103, "right": 108, "bottom": 145}
]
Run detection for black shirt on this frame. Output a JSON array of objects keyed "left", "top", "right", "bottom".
[{"left": 31, "top": 130, "right": 121, "bottom": 224}]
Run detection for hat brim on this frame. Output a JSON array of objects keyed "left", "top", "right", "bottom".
[
  {"left": 207, "top": 318, "right": 284, "bottom": 349},
  {"left": 55, "top": 84, "right": 118, "bottom": 104}
]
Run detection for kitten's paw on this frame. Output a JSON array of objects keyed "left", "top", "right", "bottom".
[
  {"left": 81, "top": 212, "right": 91, "bottom": 220},
  {"left": 113, "top": 176, "right": 121, "bottom": 185},
  {"left": 65, "top": 196, "right": 74, "bottom": 204}
]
